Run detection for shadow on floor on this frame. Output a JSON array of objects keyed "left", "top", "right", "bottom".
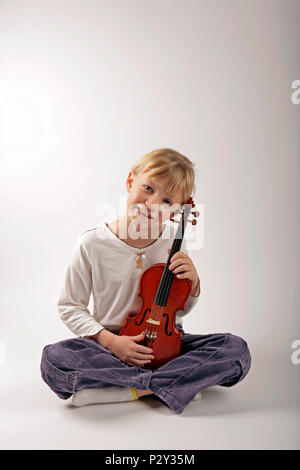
[{"left": 63, "top": 383, "right": 299, "bottom": 421}]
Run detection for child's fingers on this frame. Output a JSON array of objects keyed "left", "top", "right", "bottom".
[
  {"left": 136, "top": 344, "right": 153, "bottom": 354},
  {"left": 133, "top": 352, "right": 154, "bottom": 360},
  {"left": 132, "top": 333, "right": 145, "bottom": 338}
]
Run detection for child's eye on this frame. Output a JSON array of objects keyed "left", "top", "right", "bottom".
[{"left": 144, "top": 185, "right": 172, "bottom": 205}]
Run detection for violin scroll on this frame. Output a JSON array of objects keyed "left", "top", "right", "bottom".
[{"left": 170, "top": 198, "right": 199, "bottom": 225}]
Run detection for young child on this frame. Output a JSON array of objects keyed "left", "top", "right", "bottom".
[{"left": 40, "top": 148, "right": 251, "bottom": 414}]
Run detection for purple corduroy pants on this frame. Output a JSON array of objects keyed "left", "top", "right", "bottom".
[{"left": 40, "top": 324, "right": 251, "bottom": 414}]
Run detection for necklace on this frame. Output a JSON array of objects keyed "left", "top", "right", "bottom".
[
  {"left": 134, "top": 249, "right": 146, "bottom": 269},
  {"left": 113, "top": 219, "right": 148, "bottom": 269}
]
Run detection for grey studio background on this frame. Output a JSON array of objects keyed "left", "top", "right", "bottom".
[{"left": 0, "top": 0, "right": 299, "bottom": 450}]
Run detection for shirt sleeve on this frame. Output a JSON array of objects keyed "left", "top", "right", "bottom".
[
  {"left": 174, "top": 234, "right": 200, "bottom": 319},
  {"left": 57, "top": 235, "right": 105, "bottom": 337}
]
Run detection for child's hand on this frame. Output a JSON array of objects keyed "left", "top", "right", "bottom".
[
  {"left": 110, "top": 333, "right": 154, "bottom": 367},
  {"left": 168, "top": 250, "right": 200, "bottom": 296}
]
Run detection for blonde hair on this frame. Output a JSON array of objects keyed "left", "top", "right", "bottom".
[{"left": 131, "top": 148, "right": 195, "bottom": 205}]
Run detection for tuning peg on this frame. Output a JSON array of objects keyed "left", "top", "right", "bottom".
[{"left": 170, "top": 216, "right": 197, "bottom": 225}]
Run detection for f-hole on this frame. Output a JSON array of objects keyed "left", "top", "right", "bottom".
[
  {"left": 135, "top": 307, "right": 151, "bottom": 326},
  {"left": 163, "top": 313, "right": 172, "bottom": 336}
]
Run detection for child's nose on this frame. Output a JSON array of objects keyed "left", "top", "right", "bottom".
[
  {"left": 145, "top": 200, "right": 158, "bottom": 212},
  {"left": 145, "top": 202, "right": 160, "bottom": 216},
  {"left": 145, "top": 195, "right": 158, "bottom": 205}
]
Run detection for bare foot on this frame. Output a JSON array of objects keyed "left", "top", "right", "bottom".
[{"left": 135, "top": 388, "right": 153, "bottom": 398}]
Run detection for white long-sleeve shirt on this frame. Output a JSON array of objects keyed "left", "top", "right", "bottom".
[{"left": 57, "top": 220, "right": 200, "bottom": 337}]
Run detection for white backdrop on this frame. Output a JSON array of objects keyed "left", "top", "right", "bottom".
[{"left": 0, "top": 0, "right": 299, "bottom": 448}]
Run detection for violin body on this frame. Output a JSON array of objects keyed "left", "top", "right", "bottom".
[{"left": 119, "top": 263, "right": 192, "bottom": 370}]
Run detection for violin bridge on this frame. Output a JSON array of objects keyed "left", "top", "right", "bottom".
[
  {"left": 142, "top": 329, "right": 158, "bottom": 341},
  {"left": 146, "top": 318, "right": 160, "bottom": 325}
]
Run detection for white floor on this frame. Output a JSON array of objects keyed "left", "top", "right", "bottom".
[{"left": 0, "top": 349, "right": 299, "bottom": 450}]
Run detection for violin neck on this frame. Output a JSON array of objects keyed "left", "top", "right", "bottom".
[{"left": 153, "top": 208, "right": 188, "bottom": 307}]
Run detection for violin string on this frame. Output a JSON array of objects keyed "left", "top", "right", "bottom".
[
  {"left": 163, "top": 238, "right": 181, "bottom": 305},
  {"left": 152, "top": 209, "right": 187, "bottom": 330},
  {"left": 160, "top": 216, "right": 184, "bottom": 306},
  {"left": 155, "top": 225, "right": 185, "bottom": 338},
  {"left": 151, "top": 238, "right": 180, "bottom": 337},
  {"left": 161, "top": 211, "right": 185, "bottom": 306},
  {"left": 157, "top": 237, "right": 181, "bottom": 308},
  {"left": 158, "top": 230, "right": 183, "bottom": 307}
]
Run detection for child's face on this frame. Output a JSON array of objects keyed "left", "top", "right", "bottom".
[{"left": 125, "top": 170, "right": 183, "bottom": 227}]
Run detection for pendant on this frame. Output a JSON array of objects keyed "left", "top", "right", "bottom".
[{"left": 135, "top": 251, "right": 146, "bottom": 268}]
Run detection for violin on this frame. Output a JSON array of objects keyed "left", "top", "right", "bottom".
[{"left": 118, "top": 197, "right": 199, "bottom": 370}]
